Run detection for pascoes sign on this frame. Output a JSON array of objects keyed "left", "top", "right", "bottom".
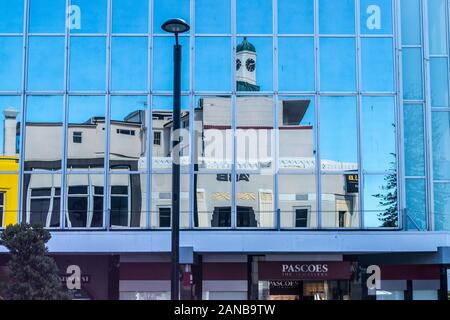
[{"left": 258, "top": 261, "right": 353, "bottom": 281}]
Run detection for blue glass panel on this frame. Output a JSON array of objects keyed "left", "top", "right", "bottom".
[
  {"left": 435, "top": 182, "right": 450, "bottom": 231},
  {"left": 0, "top": 37, "right": 22, "bottom": 91},
  {"left": 320, "top": 38, "right": 356, "bottom": 92},
  {"left": 279, "top": 37, "right": 314, "bottom": 91},
  {"left": 154, "top": 0, "right": 190, "bottom": 34},
  {"left": 320, "top": 96, "right": 358, "bottom": 166},
  {"left": 400, "top": 0, "right": 421, "bottom": 45},
  {"left": 430, "top": 58, "right": 449, "bottom": 107},
  {"left": 196, "top": 0, "right": 231, "bottom": 34},
  {"left": 111, "top": 37, "right": 148, "bottom": 91},
  {"left": 195, "top": 37, "right": 231, "bottom": 91},
  {"left": 405, "top": 179, "right": 426, "bottom": 231},
  {"left": 29, "top": 0, "right": 66, "bottom": 33},
  {"left": 153, "top": 36, "right": 190, "bottom": 92},
  {"left": 360, "top": 0, "right": 393, "bottom": 34},
  {"left": 404, "top": 104, "right": 425, "bottom": 176},
  {"left": 0, "top": 0, "right": 24, "bottom": 33},
  {"left": 319, "top": 0, "right": 355, "bottom": 34},
  {"left": 362, "top": 97, "right": 396, "bottom": 172},
  {"left": 278, "top": 0, "right": 314, "bottom": 34},
  {"left": 27, "top": 37, "right": 65, "bottom": 91},
  {"left": 428, "top": 0, "right": 448, "bottom": 55},
  {"left": 402, "top": 48, "right": 423, "bottom": 100},
  {"left": 70, "top": 37, "right": 106, "bottom": 91},
  {"left": 432, "top": 112, "right": 450, "bottom": 180},
  {"left": 112, "top": 0, "right": 148, "bottom": 33},
  {"left": 237, "top": 0, "right": 272, "bottom": 34},
  {"left": 364, "top": 174, "right": 398, "bottom": 228},
  {"left": 361, "top": 38, "right": 394, "bottom": 92},
  {"left": 70, "top": 0, "right": 107, "bottom": 34},
  {"left": 26, "top": 96, "right": 63, "bottom": 122}
]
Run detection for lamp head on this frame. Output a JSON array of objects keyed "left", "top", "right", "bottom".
[{"left": 161, "top": 18, "right": 190, "bottom": 34}]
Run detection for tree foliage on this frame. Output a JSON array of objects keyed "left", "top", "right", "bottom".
[{"left": 0, "top": 223, "right": 69, "bottom": 300}]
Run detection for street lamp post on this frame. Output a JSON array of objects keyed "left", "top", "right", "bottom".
[{"left": 161, "top": 18, "right": 190, "bottom": 301}]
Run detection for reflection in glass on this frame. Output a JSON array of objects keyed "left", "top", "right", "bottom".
[
  {"left": 0, "top": 37, "right": 22, "bottom": 91},
  {"left": 0, "top": 0, "right": 24, "bottom": 33},
  {"left": 25, "top": 96, "right": 64, "bottom": 170},
  {"left": 66, "top": 173, "right": 104, "bottom": 228},
  {"left": 24, "top": 172, "right": 61, "bottom": 228},
  {"left": 404, "top": 104, "right": 425, "bottom": 176},
  {"left": 28, "top": 37, "right": 65, "bottom": 91},
  {"left": 320, "top": 38, "right": 356, "bottom": 92},
  {"left": 362, "top": 97, "right": 396, "bottom": 172},
  {"left": 70, "top": 37, "right": 106, "bottom": 91},
  {"left": 152, "top": 96, "right": 190, "bottom": 172},
  {"left": 195, "top": 174, "right": 231, "bottom": 228},
  {"left": 152, "top": 174, "right": 189, "bottom": 228},
  {"left": 320, "top": 97, "right": 358, "bottom": 171},
  {"left": 236, "top": 37, "right": 272, "bottom": 92},
  {"left": 111, "top": 37, "right": 148, "bottom": 91},
  {"left": 153, "top": 36, "right": 190, "bottom": 91},
  {"left": 405, "top": 179, "right": 426, "bottom": 230},
  {"left": 319, "top": 0, "right": 355, "bottom": 34},
  {"left": 236, "top": 174, "right": 274, "bottom": 228},
  {"left": 70, "top": 0, "right": 107, "bottom": 34},
  {"left": 110, "top": 173, "right": 147, "bottom": 228},
  {"left": 112, "top": 0, "right": 148, "bottom": 34},
  {"left": 402, "top": 48, "right": 423, "bottom": 100},
  {"left": 0, "top": 174, "right": 19, "bottom": 227},
  {"left": 278, "top": 97, "right": 315, "bottom": 172},
  {"left": 237, "top": 96, "right": 274, "bottom": 172},
  {"left": 279, "top": 175, "right": 317, "bottom": 228},
  {"left": 430, "top": 58, "right": 449, "bottom": 107},
  {"left": 195, "top": 37, "right": 231, "bottom": 91},
  {"left": 278, "top": 0, "right": 314, "bottom": 34},
  {"left": 110, "top": 96, "right": 147, "bottom": 171},
  {"left": 432, "top": 112, "right": 450, "bottom": 180},
  {"left": 195, "top": 0, "right": 231, "bottom": 34},
  {"left": 237, "top": 0, "right": 272, "bottom": 34},
  {"left": 29, "top": 0, "right": 66, "bottom": 33},
  {"left": 361, "top": 38, "right": 394, "bottom": 92},
  {"left": 68, "top": 96, "right": 106, "bottom": 170},
  {"left": 322, "top": 174, "right": 359, "bottom": 228},
  {"left": 360, "top": 0, "right": 393, "bottom": 35},
  {"left": 434, "top": 182, "right": 450, "bottom": 231},
  {"left": 278, "top": 37, "right": 314, "bottom": 92},
  {"left": 194, "top": 96, "right": 231, "bottom": 172},
  {"left": 0, "top": 96, "right": 21, "bottom": 157},
  {"left": 364, "top": 174, "right": 398, "bottom": 228},
  {"left": 153, "top": 0, "right": 190, "bottom": 34}
]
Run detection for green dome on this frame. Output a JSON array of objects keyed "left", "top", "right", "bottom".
[{"left": 237, "top": 37, "right": 256, "bottom": 53}]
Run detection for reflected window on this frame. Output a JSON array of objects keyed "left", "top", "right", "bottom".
[
  {"left": 70, "top": 37, "right": 106, "bottom": 91},
  {"left": 195, "top": 0, "right": 230, "bottom": 34},
  {"left": 70, "top": 0, "right": 107, "bottom": 34},
  {"left": 237, "top": 0, "right": 272, "bottom": 34},
  {"left": 319, "top": 0, "right": 355, "bottom": 34},
  {"left": 320, "top": 38, "right": 356, "bottom": 92},
  {"left": 111, "top": 37, "right": 148, "bottom": 91},
  {"left": 361, "top": 38, "right": 394, "bottom": 92},
  {"left": 0, "top": 0, "right": 24, "bottom": 33},
  {"left": 195, "top": 37, "right": 231, "bottom": 91},
  {"left": 159, "top": 207, "right": 171, "bottom": 228},
  {"left": 360, "top": 0, "right": 393, "bottom": 35},
  {"left": 73, "top": 132, "right": 82, "bottom": 144},
  {"left": 0, "top": 37, "right": 22, "bottom": 91},
  {"left": 0, "top": 193, "right": 4, "bottom": 227},
  {"left": 361, "top": 97, "right": 396, "bottom": 172},
  {"left": 29, "top": 0, "right": 66, "bottom": 33},
  {"left": 364, "top": 174, "right": 398, "bottom": 228},
  {"left": 28, "top": 37, "right": 65, "bottom": 91},
  {"left": 278, "top": 0, "right": 314, "bottom": 34},
  {"left": 112, "top": 0, "right": 148, "bottom": 34},
  {"left": 279, "top": 175, "right": 317, "bottom": 229},
  {"left": 278, "top": 37, "right": 314, "bottom": 92},
  {"left": 212, "top": 207, "right": 231, "bottom": 228},
  {"left": 320, "top": 97, "right": 358, "bottom": 170}
]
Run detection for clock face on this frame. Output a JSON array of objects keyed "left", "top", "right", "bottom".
[
  {"left": 246, "top": 58, "right": 256, "bottom": 72},
  {"left": 236, "top": 59, "right": 242, "bottom": 71}
]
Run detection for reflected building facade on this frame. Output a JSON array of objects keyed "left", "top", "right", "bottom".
[{"left": 0, "top": 0, "right": 449, "bottom": 301}]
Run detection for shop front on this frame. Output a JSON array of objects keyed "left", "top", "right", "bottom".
[{"left": 258, "top": 261, "right": 354, "bottom": 300}]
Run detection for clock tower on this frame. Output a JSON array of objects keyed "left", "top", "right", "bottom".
[{"left": 236, "top": 37, "right": 260, "bottom": 92}]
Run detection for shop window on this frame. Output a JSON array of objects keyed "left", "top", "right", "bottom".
[{"left": 159, "top": 207, "right": 171, "bottom": 228}]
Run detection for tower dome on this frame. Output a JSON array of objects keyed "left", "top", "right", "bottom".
[{"left": 236, "top": 37, "right": 256, "bottom": 53}]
